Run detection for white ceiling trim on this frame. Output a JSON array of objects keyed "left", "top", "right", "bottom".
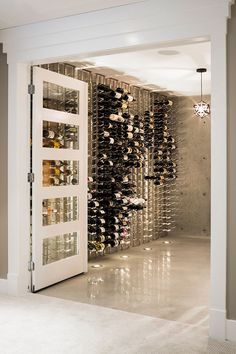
[{"left": 0, "top": 0, "right": 145, "bottom": 30}]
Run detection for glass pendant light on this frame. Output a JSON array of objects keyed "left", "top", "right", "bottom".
[{"left": 193, "top": 68, "right": 210, "bottom": 118}]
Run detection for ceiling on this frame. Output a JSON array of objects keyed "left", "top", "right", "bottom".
[
  {"left": 0, "top": 0, "right": 142, "bottom": 29},
  {"left": 71, "top": 41, "right": 211, "bottom": 96}
]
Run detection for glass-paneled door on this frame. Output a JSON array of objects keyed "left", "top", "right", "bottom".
[{"left": 31, "top": 67, "right": 88, "bottom": 291}]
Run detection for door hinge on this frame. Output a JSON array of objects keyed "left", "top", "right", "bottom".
[
  {"left": 28, "top": 84, "right": 35, "bottom": 95},
  {"left": 28, "top": 172, "right": 35, "bottom": 183},
  {"left": 28, "top": 260, "right": 35, "bottom": 272}
]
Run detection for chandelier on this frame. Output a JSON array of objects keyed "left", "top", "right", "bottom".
[{"left": 193, "top": 68, "right": 210, "bottom": 118}]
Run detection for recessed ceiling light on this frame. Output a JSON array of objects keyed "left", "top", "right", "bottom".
[
  {"left": 158, "top": 50, "right": 180, "bottom": 56},
  {"left": 144, "top": 247, "right": 152, "bottom": 251},
  {"left": 120, "top": 255, "right": 129, "bottom": 259},
  {"left": 91, "top": 264, "right": 103, "bottom": 269}
]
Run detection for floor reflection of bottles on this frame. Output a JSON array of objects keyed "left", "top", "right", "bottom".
[
  {"left": 42, "top": 232, "right": 78, "bottom": 265},
  {"left": 42, "top": 197, "right": 78, "bottom": 226}
]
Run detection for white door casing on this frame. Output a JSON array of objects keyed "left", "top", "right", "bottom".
[
  {"left": 0, "top": 0, "right": 233, "bottom": 340},
  {"left": 32, "top": 67, "right": 88, "bottom": 291}
]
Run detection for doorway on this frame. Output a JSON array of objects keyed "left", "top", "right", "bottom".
[{"left": 31, "top": 42, "right": 211, "bottom": 330}]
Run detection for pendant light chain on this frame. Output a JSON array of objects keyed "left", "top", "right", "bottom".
[
  {"left": 193, "top": 68, "right": 210, "bottom": 118},
  {"left": 200, "top": 72, "right": 203, "bottom": 101}
]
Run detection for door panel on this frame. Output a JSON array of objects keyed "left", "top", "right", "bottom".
[{"left": 32, "top": 67, "right": 88, "bottom": 291}]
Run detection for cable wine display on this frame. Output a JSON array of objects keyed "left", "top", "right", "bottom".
[{"left": 40, "top": 62, "right": 178, "bottom": 256}]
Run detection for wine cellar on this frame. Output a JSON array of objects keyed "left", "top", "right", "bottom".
[
  {"left": 39, "top": 62, "right": 178, "bottom": 259},
  {"left": 1, "top": 0, "right": 231, "bottom": 343}
]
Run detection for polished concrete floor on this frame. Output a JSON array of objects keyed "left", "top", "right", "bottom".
[{"left": 40, "top": 236, "right": 210, "bottom": 330}]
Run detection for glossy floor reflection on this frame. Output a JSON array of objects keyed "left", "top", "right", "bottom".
[{"left": 40, "top": 236, "right": 210, "bottom": 331}]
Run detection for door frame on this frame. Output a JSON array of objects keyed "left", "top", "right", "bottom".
[{"left": 0, "top": 0, "right": 231, "bottom": 341}]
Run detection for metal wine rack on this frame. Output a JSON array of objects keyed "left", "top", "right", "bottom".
[{"left": 39, "top": 62, "right": 178, "bottom": 257}]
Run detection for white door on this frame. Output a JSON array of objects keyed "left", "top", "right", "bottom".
[{"left": 31, "top": 67, "right": 88, "bottom": 291}]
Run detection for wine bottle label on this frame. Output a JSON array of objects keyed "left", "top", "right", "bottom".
[
  {"left": 47, "top": 130, "right": 55, "bottom": 139},
  {"left": 115, "top": 92, "right": 122, "bottom": 99},
  {"left": 127, "top": 95, "right": 134, "bottom": 102},
  {"left": 53, "top": 177, "right": 60, "bottom": 185},
  {"left": 127, "top": 125, "right": 133, "bottom": 132},
  {"left": 88, "top": 177, "right": 93, "bottom": 182},
  {"left": 55, "top": 161, "right": 62, "bottom": 166},
  {"left": 109, "top": 114, "right": 125, "bottom": 123},
  {"left": 110, "top": 138, "right": 115, "bottom": 144},
  {"left": 127, "top": 132, "right": 133, "bottom": 139},
  {"left": 104, "top": 131, "right": 110, "bottom": 137}
]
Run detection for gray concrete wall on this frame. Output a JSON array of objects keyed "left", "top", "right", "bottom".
[
  {"left": 227, "top": 4, "right": 236, "bottom": 320},
  {"left": 0, "top": 44, "right": 8, "bottom": 279},
  {"left": 172, "top": 95, "right": 211, "bottom": 237}
]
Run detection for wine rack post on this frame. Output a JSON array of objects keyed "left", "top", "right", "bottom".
[
  {"left": 116, "top": 80, "right": 133, "bottom": 251},
  {"left": 165, "top": 96, "right": 179, "bottom": 234},
  {"left": 150, "top": 92, "right": 177, "bottom": 238},
  {"left": 129, "top": 86, "right": 141, "bottom": 246},
  {"left": 150, "top": 92, "right": 158, "bottom": 239},
  {"left": 136, "top": 87, "right": 144, "bottom": 244},
  {"left": 141, "top": 89, "right": 152, "bottom": 242}
]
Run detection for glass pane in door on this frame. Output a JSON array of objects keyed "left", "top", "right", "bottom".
[
  {"left": 42, "top": 232, "right": 78, "bottom": 265},
  {"left": 42, "top": 121, "right": 79, "bottom": 150},
  {"left": 43, "top": 81, "right": 80, "bottom": 114},
  {"left": 42, "top": 160, "right": 79, "bottom": 186},
  {"left": 42, "top": 196, "right": 79, "bottom": 226}
]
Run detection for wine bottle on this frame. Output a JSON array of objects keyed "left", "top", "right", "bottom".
[
  {"left": 123, "top": 93, "right": 134, "bottom": 102},
  {"left": 43, "top": 129, "right": 55, "bottom": 139},
  {"left": 109, "top": 114, "right": 125, "bottom": 123}
]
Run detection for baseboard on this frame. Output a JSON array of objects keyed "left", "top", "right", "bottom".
[
  {"left": 209, "top": 308, "right": 226, "bottom": 340},
  {"left": 0, "top": 278, "right": 8, "bottom": 294},
  {"left": 226, "top": 319, "right": 236, "bottom": 343}
]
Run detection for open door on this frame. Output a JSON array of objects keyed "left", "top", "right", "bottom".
[{"left": 31, "top": 67, "right": 88, "bottom": 291}]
